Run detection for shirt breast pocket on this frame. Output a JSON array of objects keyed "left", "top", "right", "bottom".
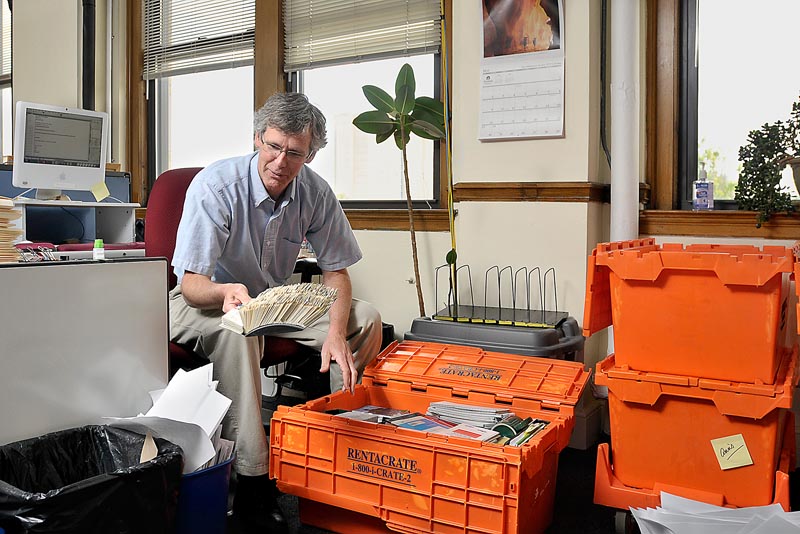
[{"left": 276, "top": 237, "right": 302, "bottom": 281}]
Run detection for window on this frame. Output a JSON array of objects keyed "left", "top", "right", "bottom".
[
  {"left": 0, "top": 0, "right": 11, "bottom": 158},
  {"left": 152, "top": 67, "right": 253, "bottom": 174},
  {"left": 283, "top": 0, "right": 442, "bottom": 206},
  {"left": 143, "top": 0, "right": 255, "bottom": 180},
  {"left": 300, "top": 55, "right": 437, "bottom": 203},
  {"left": 679, "top": 0, "right": 800, "bottom": 208}
]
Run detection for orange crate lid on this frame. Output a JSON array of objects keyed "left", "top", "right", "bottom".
[
  {"left": 595, "top": 241, "right": 794, "bottom": 284},
  {"left": 583, "top": 239, "right": 796, "bottom": 338},
  {"left": 365, "top": 340, "right": 590, "bottom": 409},
  {"left": 595, "top": 345, "right": 798, "bottom": 419}
]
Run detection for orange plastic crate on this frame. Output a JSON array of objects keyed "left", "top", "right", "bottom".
[
  {"left": 584, "top": 239, "right": 795, "bottom": 383},
  {"left": 269, "top": 341, "right": 590, "bottom": 534},
  {"left": 594, "top": 346, "right": 797, "bottom": 508},
  {"left": 593, "top": 412, "right": 796, "bottom": 512}
]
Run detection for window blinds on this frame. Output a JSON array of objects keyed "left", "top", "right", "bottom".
[
  {"left": 283, "top": 0, "right": 441, "bottom": 72},
  {"left": 143, "top": 0, "right": 254, "bottom": 80},
  {"left": 0, "top": 1, "right": 10, "bottom": 80}
]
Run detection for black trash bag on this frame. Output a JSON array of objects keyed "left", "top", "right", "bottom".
[{"left": 0, "top": 425, "right": 183, "bottom": 534}]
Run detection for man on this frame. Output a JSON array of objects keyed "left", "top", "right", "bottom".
[{"left": 169, "top": 92, "right": 382, "bottom": 532}]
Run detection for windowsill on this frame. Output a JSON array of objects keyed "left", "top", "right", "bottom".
[
  {"left": 344, "top": 208, "right": 450, "bottom": 231},
  {"left": 640, "top": 210, "right": 800, "bottom": 239},
  {"left": 137, "top": 207, "right": 452, "bottom": 232}
]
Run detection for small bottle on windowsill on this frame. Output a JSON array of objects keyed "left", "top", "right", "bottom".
[{"left": 692, "top": 162, "right": 714, "bottom": 211}]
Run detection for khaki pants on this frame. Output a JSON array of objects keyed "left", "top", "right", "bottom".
[{"left": 169, "top": 286, "right": 382, "bottom": 476}]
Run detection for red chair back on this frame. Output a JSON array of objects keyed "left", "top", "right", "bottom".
[{"left": 144, "top": 168, "right": 203, "bottom": 290}]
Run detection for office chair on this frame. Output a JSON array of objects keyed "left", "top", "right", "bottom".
[{"left": 144, "top": 167, "right": 328, "bottom": 398}]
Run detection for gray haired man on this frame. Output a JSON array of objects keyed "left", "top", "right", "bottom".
[{"left": 170, "top": 92, "right": 382, "bottom": 532}]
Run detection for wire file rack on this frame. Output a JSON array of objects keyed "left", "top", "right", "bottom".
[{"left": 432, "top": 264, "right": 569, "bottom": 328}]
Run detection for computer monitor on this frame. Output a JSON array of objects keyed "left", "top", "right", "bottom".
[{"left": 12, "top": 101, "right": 109, "bottom": 200}]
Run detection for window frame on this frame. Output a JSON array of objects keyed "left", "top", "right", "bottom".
[
  {"left": 676, "top": 0, "right": 738, "bottom": 211},
  {"left": 0, "top": 0, "right": 11, "bottom": 158},
  {"left": 288, "top": 55, "right": 443, "bottom": 210},
  {"left": 643, "top": 0, "right": 800, "bottom": 237},
  {"left": 128, "top": 0, "right": 451, "bottom": 231}
]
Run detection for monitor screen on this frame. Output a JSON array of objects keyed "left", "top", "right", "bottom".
[{"left": 12, "top": 101, "right": 108, "bottom": 199}]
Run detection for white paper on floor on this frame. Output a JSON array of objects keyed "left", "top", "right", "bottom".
[{"left": 631, "top": 492, "right": 800, "bottom": 534}]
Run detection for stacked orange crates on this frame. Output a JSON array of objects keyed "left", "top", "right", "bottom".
[
  {"left": 583, "top": 238, "right": 798, "bottom": 513},
  {"left": 270, "top": 341, "right": 589, "bottom": 534}
]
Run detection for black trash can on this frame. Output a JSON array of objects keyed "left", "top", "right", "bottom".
[{"left": 0, "top": 425, "right": 183, "bottom": 534}]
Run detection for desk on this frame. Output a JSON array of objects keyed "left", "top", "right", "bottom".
[
  {"left": 0, "top": 258, "right": 169, "bottom": 445},
  {"left": 12, "top": 198, "right": 139, "bottom": 244}
]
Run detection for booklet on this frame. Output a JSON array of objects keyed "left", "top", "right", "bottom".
[
  {"left": 441, "top": 423, "right": 500, "bottom": 442},
  {"left": 353, "top": 405, "right": 414, "bottom": 424},
  {"left": 427, "top": 401, "right": 511, "bottom": 429},
  {"left": 390, "top": 414, "right": 456, "bottom": 433}
]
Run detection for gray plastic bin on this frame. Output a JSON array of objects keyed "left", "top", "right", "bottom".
[{"left": 404, "top": 316, "right": 584, "bottom": 362}]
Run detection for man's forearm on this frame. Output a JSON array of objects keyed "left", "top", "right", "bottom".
[
  {"left": 181, "top": 271, "right": 244, "bottom": 310},
  {"left": 322, "top": 269, "right": 353, "bottom": 337}
]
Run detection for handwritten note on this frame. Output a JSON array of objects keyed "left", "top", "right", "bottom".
[{"left": 710, "top": 434, "right": 753, "bottom": 470}]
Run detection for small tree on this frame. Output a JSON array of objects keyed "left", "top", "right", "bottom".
[
  {"left": 735, "top": 94, "right": 800, "bottom": 227},
  {"left": 353, "top": 64, "right": 445, "bottom": 317}
]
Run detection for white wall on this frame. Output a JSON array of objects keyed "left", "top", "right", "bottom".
[
  {"left": 13, "top": 1, "right": 81, "bottom": 108},
  {"left": 453, "top": 1, "right": 600, "bottom": 183},
  {"left": 12, "top": 1, "right": 120, "bottom": 161},
  {"left": 411, "top": 0, "right": 604, "bottom": 365},
  {"left": 350, "top": 230, "right": 452, "bottom": 335}
]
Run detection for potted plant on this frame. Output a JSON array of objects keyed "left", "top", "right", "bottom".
[
  {"left": 735, "top": 94, "right": 800, "bottom": 227},
  {"left": 353, "top": 64, "right": 446, "bottom": 317},
  {"left": 781, "top": 96, "right": 800, "bottom": 188}
]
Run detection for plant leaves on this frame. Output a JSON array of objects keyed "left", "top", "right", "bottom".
[
  {"left": 363, "top": 85, "right": 395, "bottom": 113},
  {"left": 395, "top": 84, "right": 415, "bottom": 115},
  {"left": 393, "top": 127, "right": 410, "bottom": 150},
  {"left": 395, "top": 63, "right": 416, "bottom": 99},
  {"left": 414, "top": 96, "right": 445, "bottom": 122},
  {"left": 446, "top": 249, "right": 457, "bottom": 265},
  {"left": 411, "top": 106, "right": 444, "bottom": 128},
  {"left": 353, "top": 111, "right": 395, "bottom": 135},
  {"left": 409, "top": 119, "right": 444, "bottom": 140},
  {"left": 375, "top": 127, "right": 395, "bottom": 144}
]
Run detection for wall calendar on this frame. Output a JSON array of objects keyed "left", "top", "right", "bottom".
[{"left": 479, "top": 0, "right": 565, "bottom": 141}]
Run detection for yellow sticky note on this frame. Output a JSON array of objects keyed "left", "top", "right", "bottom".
[
  {"left": 90, "top": 181, "right": 110, "bottom": 201},
  {"left": 710, "top": 434, "right": 753, "bottom": 470}
]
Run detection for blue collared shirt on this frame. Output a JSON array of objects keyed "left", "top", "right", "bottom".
[{"left": 172, "top": 152, "right": 362, "bottom": 296}]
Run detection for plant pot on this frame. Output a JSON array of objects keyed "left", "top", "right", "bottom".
[{"left": 787, "top": 156, "right": 800, "bottom": 195}]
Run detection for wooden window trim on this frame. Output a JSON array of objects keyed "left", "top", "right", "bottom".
[{"left": 644, "top": 0, "right": 800, "bottom": 237}]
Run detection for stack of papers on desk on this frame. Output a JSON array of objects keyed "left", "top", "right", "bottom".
[
  {"left": 107, "top": 363, "right": 233, "bottom": 473},
  {"left": 0, "top": 197, "right": 22, "bottom": 263},
  {"left": 632, "top": 492, "right": 800, "bottom": 533}
]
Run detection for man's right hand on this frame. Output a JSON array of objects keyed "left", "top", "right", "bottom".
[
  {"left": 222, "top": 284, "right": 252, "bottom": 312},
  {"left": 181, "top": 271, "right": 251, "bottom": 312}
]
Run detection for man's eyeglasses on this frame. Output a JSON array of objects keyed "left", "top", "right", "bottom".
[{"left": 259, "top": 137, "right": 310, "bottom": 163}]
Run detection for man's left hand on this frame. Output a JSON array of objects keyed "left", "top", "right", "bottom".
[{"left": 320, "top": 332, "right": 357, "bottom": 393}]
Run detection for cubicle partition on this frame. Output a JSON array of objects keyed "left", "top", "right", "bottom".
[{"left": 0, "top": 258, "right": 169, "bottom": 445}]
